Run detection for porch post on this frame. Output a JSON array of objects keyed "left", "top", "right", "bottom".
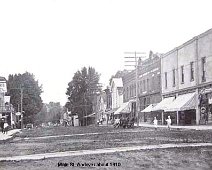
[
  {"left": 177, "top": 111, "right": 179, "bottom": 125},
  {"left": 195, "top": 88, "right": 200, "bottom": 125},
  {"left": 161, "top": 111, "right": 164, "bottom": 125}
]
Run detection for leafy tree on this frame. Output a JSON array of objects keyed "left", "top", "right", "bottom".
[
  {"left": 34, "top": 103, "right": 48, "bottom": 125},
  {"left": 34, "top": 102, "right": 63, "bottom": 125},
  {"left": 46, "top": 102, "right": 63, "bottom": 123},
  {"left": 6, "top": 72, "right": 43, "bottom": 124},
  {"left": 65, "top": 67, "right": 101, "bottom": 126}
]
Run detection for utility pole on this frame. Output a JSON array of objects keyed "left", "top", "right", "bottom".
[
  {"left": 20, "top": 87, "right": 23, "bottom": 129},
  {"left": 124, "top": 52, "right": 146, "bottom": 127},
  {"left": 11, "top": 87, "right": 24, "bottom": 129}
]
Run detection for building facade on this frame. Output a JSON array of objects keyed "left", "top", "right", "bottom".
[
  {"left": 161, "top": 28, "right": 212, "bottom": 125},
  {"left": 122, "top": 51, "right": 162, "bottom": 123},
  {"left": 111, "top": 78, "right": 123, "bottom": 109},
  {"left": 0, "top": 76, "right": 14, "bottom": 126}
]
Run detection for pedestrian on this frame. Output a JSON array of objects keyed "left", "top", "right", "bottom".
[
  {"left": 11, "top": 120, "right": 15, "bottom": 129},
  {"left": 3, "top": 122, "right": 9, "bottom": 134},
  {"left": 166, "top": 116, "right": 171, "bottom": 130},
  {"left": 153, "top": 117, "right": 158, "bottom": 130}
]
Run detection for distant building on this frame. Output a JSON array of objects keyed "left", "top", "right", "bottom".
[
  {"left": 0, "top": 76, "right": 14, "bottom": 126},
  {"left": 111, "top": 78, "right": 123, "bottom": 109}
]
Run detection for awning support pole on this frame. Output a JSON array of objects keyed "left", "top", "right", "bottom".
[
  {"left": 162, "top": 111, "right": 164, "bottom": 125},
  {"left": 177, "top": 111, "right": 179, "bottom": 125}
]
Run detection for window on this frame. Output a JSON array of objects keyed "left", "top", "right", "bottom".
[
  {"left": 143, "top": 80, "right": 146, "bottom": 91},
  {"left": 202, "top": 57, "right": 206, "bottom": 82},
  {"left": 181, "top": 66, "right": 184, "bottom": 84},
  {"left": 190, "top": 62, "right": 194, "bottom": 81},
  {"left": 165, "top": 72, "right": 167, "bottom": 89},
  {"left": 151, "top": 76, "right": 154, "bottom": 91},
  {"left": 140, "top": 81, "right": 142, "bottom": 93},
  {"left": 147, "top": 78, "right": 149, "bottom": 92},
  {"left": 172, "top": 69, "right": 176, "bottom": 87}
]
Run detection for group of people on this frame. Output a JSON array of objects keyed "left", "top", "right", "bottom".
[
  {"left": 114, "top": 117, "right": 135, "bottom": 128},
  {"left": 153, "top": 116, "right": 172, "bottom": 130},
  {"left": 0, "top": 118, "right": 9, "bottom": 134}
]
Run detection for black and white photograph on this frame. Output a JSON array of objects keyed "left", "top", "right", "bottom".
[{"left": 0, "top": 0, "right": 212, "bottom": 169}]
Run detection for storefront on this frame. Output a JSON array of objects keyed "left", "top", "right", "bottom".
[
  {"left": 164, "top": 92, "right": 197, "bottom": 125},
  {"left": 140, "top": 104, "right": 159, "bottom": 123},
  {"left": 151, "top": 96, "right": 175, "bottom": 125},
  {"left": 114, "top": 100, "right": 135, "bottom": 119},
  {"left": 199, "top": 88, "right": 212, "bottom": 124}
]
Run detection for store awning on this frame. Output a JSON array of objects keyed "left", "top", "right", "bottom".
[
  {"left": 114, "top": 102, "right": 131, "bottom": 115},
  {"left": 152, "top": 97, "right": 175, "bottom": 111},
  {"left": 84, "top": 112, "right": 96, "bottom": 118},
  {"left": 141, "top": 104, "right": 157, "bottom": 113},
  {"left": 105, "top": 108, "right": 118, "bottom": 115},
  {"left": 164, "top": 92, "right": 196, "bottom": 112}
]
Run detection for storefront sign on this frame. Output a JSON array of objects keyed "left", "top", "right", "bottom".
[
  {"left": 208, "top": 93, "right": 212, "bottom": 104},
  {"left": 201, "top": 107, "right": 206, "bottom": 113}
]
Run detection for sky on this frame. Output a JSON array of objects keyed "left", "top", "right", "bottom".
[{"left": 0, "top": 0, "right": 212, "bottom": 105}]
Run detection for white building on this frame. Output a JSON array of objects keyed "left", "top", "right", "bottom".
[
  {"left": 111, "top": 78, "right": 123, "bottom": 109},
  {"left": 157, "top": 28, "right": 212, "bottom": 125}
]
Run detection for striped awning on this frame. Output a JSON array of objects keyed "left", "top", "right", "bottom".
[
  {"left": 152, "top": 97, "right": 175, "bottom": 111},
  {"left": 141, "top": 104, "right": 157, "bottom": 113},
  {"left": 164, "top": 92, "right": 196, "bottom": 112}
]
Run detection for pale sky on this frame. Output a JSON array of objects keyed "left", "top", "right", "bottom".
[{"left": 0, "top": 0, "right": 212, "bottom": 105}]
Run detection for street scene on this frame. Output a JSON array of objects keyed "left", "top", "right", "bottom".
[
  {"left": 1, "top": 125, "right": 212, "bottom": 169},
  {"left": 1, "top": 0, "right": 212, "bottom": 170}
]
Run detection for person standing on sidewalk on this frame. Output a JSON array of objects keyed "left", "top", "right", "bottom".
[
  {"left": 166, "top": 116, "right": 172, "bottom": 130},
  {"left": 153, "top": 117, "right": 158, "bottom": 130},
  {"left": 3, "top": 121, "right": 9, "bottom": 134}
]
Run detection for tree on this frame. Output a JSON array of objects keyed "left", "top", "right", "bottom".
[
  {"left": 34, "top": 103, "right": 48, "bottom": 125},
  {"left": 34, "top": 102, "right": 63, "bottom": 125},
  {"left": 47, "top": 102, "right": 63, "bottom": 123},
  {"left": 6, "top": 72, "right": 43, "bottom": 124},
  {"left": 65, "top": 67, "right": 101, "bottom": 126}
]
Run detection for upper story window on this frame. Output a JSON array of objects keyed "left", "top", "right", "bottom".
[
  {"left": 190, "top": 62, "right": 194, "bottom": 81},
  {"left": 143, "top": 80, "right": 146, "bottom": 91},
  {"left": 147, "top": 78, "right": 149, "bottom": 92},
  {"left": 172, "top": 69, "right": 176, "bottom": 87},
  {"left": 140, "top": 81, "right": 142, "bottom": 93},
  {"left": 165, "top": 72, "right": 167, "bottom": 89},
  {"left": 201, "top": 57, "right": 206, "bottom": 82},
  {"left": 181, "top": 66, "right": 184, "bottom": 84}
]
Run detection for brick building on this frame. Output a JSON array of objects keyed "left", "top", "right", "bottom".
[{"left": 122, "top": 51, "right": 162, "bottom": 123}]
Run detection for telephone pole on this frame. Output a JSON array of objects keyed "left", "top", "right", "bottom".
[
  {"left": 11, "top": 87, "right": 24, "bottom": 129},
  {"left": 124, "top": 52, "right": 146, "bottom": 127},
  {"left": 20, "top": 87, "right": 23, "bottom": 129}
]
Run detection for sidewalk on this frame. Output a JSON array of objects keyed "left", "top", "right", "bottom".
[
  {"left": 0, "top": 142, "right": 212, "bottom": 161},
  {"left": 0, "top": 129, "right": 21, "bottom": 142},
  {"left": 138, "top": 123, "right": 212, "bottom": 130}
]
